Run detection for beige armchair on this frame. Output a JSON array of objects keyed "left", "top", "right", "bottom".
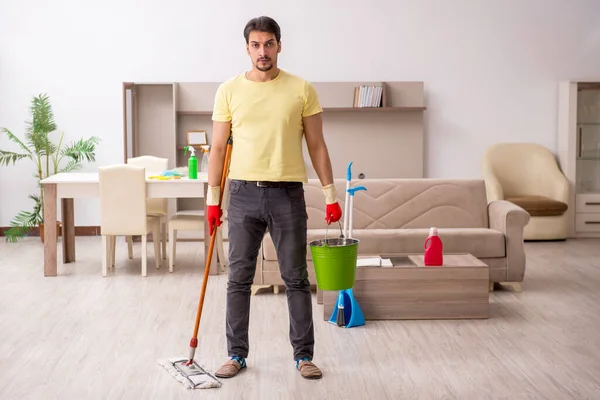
[{"left": 482, "top": 143, "right": 570, "bottom": 240}]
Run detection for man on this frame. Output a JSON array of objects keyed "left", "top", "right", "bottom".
[{"left": 206, "top": 16, "right": 342, "bottom": 380}]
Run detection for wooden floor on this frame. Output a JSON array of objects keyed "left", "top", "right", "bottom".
[{"left": 1, "top": 237, "right": 600, "bottom": 399}]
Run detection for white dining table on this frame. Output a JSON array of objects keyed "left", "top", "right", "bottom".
[{"left": 39, "top": 171, "right": 220, "bottom": 277}]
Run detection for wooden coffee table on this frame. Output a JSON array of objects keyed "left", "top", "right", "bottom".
[{"left": 322, "top": 253, "right": 490, "bottom": 320}]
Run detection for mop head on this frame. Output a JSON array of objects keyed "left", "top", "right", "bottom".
[{"left": 158, "top": 357, "right": 222, "bottom": 390}]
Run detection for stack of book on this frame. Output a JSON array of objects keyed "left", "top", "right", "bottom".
[{"left": 353, "top": 85, "right": 383, "bottom": 108}]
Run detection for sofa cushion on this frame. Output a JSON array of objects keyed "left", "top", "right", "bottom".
[
  {"left": 262, "top": 228, "right": 505, "bottom": 262},
  {"left": 505, "top": 195, "right": 567, "bottom": 217}
]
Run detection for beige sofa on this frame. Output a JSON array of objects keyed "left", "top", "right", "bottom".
[{"left": 253, "top": 178, "right": 530, "bottom": 293}]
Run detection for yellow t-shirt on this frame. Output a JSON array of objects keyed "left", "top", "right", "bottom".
[{"left": 212, "top": 69, "right": 322, "bottom": 182}]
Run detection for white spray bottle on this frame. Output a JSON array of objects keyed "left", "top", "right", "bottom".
[{"left": 200, "top": 145, "right": 210, "bottom": 173}]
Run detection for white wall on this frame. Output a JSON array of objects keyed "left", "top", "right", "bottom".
[{"left": 1, "top": 0, "right": 599, "bottom": 226}]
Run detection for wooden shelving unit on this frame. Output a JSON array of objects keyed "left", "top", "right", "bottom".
[
  {"left": 122, "top": 79, "right": 427, "bottom": 238},
  {"left": 558, "top": 80, "right": 600, "bottom": 238},
  {"left": 322, "top": 106, "right": 427, "bottom": 112},
  {"left": 176, "top": 111, "right": 212, "bottom": 116},
  {"left": 178, "top": 106, "right": 427, "bottom": 114}
]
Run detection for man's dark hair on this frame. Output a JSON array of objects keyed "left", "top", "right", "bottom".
[{"left": 243, "top": 16, "right": 281, "bottom": 43}]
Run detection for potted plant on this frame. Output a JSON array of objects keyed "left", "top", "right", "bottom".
[{"left": 0, "top": 93, "right": 100, "bottom": 242}]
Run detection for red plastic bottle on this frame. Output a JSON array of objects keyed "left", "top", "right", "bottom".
[{"left": 424, "top": 227, "right": 443, "bottom": 266}]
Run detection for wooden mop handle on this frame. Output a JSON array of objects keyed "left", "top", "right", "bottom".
[
  {"left": 217, "top": 135, "right": 233, "bottom": 208},
  {"left": 188, "top": 133, "right": 233, "bottom": 357}
]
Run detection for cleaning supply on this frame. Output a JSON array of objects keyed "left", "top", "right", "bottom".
[
  {"left": 158, "top": 357, "right": 221, "bottom": 389},
  {"left": 310, "top": 222, "right": 358, "bottom": 291},
  {"left": 148, "top": 169, "right": 184, "bottom": 180},
  {"left": 163, "top": 169, "right": 185, "bottom": 177},
  {"left": 328, "top": 288, "right": 365, "bottom": 328},
  {"left": 325, "top": 180, "right": 367, "bottom": 328},
  {"left": 342, "top": 161, "right": 353, "bottom": 238},
  {"left": 346, "top": 185, "right": 367, "bottom": 238},
  {"left": 159, "top": 134, "right": 233, "bottom": 390},
  {"left": 200, "top": 145, "right": 210, "bottom": 173},
  {"left": 335, "top": 289, "right": 345, "bottom": 326},
  {"left": 185, "top": 146, "right": 198, "bottom": 179},
  {"left": 424, "top": 227, "right": 443, "bottom": 266},
  {"left": 310, "top": 180, "right": 368, "bottom": 290}
]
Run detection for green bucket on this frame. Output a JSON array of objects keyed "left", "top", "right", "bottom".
[{"left": 309, "top": 236, "right": 359, "bottom": 291}]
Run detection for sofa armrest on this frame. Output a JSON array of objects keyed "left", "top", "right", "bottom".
[{"left": 488, "top": 200, "right": 531, "bottom": 282}]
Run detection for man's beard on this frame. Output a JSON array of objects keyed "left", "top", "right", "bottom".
[{"left": 256, "top": 58, "right": 273, "bottom": 71}]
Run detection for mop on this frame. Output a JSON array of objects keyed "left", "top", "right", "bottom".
[
  {"left": 158, "top": 134, "right": 233, "bottom": 390},
  {"left": 328, "top": 183, "right": 367, "bottom": 328}
]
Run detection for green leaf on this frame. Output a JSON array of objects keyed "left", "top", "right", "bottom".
[
  {"left": 28, "top": 93, "right": 57, "bottom": 134},
  {"left": 23, "top": 94, "right": 57, "bottom": 156},
  {"left": 28, "top": 194, "right": 41, "bottom": 204},
  {"left": 0, "top": 150, "right": 31, "bottom": 166},
  {"left": 26, "top": 130, "right": 56, "bottom": 156},
  {"left": 1, "top": 128, "right": 32, "bottom": 156},
  {"left": 59, "top": 158, "right": 82, "bottom": 173},
  {"left": 61, "top": 136, "right": 100, "bottom": 163},
  {"left": 4, "top": 207, "right": 42, "bottom": 242},
  {"left": 3, "top": 226, "right": 33, "bottom": 242}
]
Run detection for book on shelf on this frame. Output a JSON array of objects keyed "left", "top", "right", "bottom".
[{"left": 353, "top": 85, "right": 384, "bottom": 108}]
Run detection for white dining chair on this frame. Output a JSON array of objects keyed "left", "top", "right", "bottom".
[
  {"left": 99, "top": 164, "right": 162, "bottom": 277},
  {"left": 126, "top": 155, "right": 168, "bottom": 260},
  {"left": 168, "top": 181, "right": 229, "bottom": 272}
]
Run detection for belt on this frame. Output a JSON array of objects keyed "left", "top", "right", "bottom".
[{"left": 238, "top": 180, "right": 303, "bottom": 188}]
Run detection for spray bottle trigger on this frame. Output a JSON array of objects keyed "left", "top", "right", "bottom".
[{"left": 184, "top": 146, "right": 196, "bottom": 157}]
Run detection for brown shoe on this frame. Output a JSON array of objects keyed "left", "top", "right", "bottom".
[
  {"left": 296, "top": 359, "right": 323, "bottom": 379},
  {"left": 215, "top": 357, "right": 246, "bottom": 378}
]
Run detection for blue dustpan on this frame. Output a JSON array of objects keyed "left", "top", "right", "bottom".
[{"left": 328, "top": 288, "right": 365, "bottom": 328}]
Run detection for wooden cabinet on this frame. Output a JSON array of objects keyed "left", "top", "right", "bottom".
[{"left": 557, "top": 81, "right": 600, "bottom": 238}]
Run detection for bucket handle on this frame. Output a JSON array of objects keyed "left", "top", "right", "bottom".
[{"left": 325, "top": 220, "right": 344, "bottom": 244}]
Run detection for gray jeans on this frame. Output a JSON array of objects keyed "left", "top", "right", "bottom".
[{"left": 225, "top": 179, "right": 313, "bottom": 361}]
